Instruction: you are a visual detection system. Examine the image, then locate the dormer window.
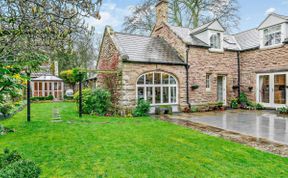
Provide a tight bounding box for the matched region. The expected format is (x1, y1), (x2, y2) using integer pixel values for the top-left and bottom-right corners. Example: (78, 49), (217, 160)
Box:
(264, 25), (281, 46)
(210, 33), (221, 49)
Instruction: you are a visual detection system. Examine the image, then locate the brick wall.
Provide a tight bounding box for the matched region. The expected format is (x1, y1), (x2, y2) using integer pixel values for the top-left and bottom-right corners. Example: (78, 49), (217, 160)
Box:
(240, 44), (288, 101)
(188, 48), (239, 104)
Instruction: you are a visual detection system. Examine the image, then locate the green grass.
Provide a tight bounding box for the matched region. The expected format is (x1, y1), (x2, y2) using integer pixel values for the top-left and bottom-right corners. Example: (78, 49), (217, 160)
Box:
(0, 102), (287, 177)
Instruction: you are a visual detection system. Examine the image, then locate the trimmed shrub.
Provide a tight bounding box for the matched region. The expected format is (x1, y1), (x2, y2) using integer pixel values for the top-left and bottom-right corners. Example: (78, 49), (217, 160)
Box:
(155, 105), (172, 115)
(31, 95), (54, 101)
(278, 106), (288, 114)
(132, 100), (151, 117)
(231, 98), (239, 109)
(74, 88), (112, 116)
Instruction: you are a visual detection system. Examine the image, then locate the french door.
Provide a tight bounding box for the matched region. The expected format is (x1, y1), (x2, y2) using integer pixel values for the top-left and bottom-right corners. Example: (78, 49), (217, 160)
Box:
(257, 72), (288, 108)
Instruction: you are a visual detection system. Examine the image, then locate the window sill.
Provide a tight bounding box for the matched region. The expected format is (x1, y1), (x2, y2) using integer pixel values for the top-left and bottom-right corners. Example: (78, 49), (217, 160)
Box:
(260, 44), (284, 50)
(208, 48), (224, 53)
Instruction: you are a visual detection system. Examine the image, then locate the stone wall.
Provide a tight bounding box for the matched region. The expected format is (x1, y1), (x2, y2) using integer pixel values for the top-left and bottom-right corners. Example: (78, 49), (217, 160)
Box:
(120, 62), (187, 110)
(188, 48), (239, 104)
(240, 44), (288, 101)
(152, 23), (187, 59)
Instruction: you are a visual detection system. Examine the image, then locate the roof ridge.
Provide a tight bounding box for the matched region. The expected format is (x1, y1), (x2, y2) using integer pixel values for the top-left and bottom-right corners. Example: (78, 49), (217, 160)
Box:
(114, 32), (152, 38)
(233, 28), (257, 36)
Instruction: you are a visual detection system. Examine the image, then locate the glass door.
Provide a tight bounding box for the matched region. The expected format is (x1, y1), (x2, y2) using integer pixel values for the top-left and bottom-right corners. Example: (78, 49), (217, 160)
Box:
(257, 73), (288, 107)
(259, 75), (270, 103)
(274, 74), (286, 104)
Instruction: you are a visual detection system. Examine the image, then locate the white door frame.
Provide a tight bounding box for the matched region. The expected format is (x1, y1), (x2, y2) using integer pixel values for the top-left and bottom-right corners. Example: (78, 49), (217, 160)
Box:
(256, 72), (288, 108)
(217, 75), (227, 106)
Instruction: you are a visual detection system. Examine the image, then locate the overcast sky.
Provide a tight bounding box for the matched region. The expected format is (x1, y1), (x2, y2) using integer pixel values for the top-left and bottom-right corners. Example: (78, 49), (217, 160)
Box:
(87, 0), (288, 34)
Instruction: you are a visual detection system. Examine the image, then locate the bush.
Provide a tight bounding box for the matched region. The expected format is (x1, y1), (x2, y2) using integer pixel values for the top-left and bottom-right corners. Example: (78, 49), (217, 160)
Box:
(191, 106), (198, 113)
(231, 98), (239, 109)
(255, 103), (264, 110)
(132, 100), (151, 117)
(0, 103), (14, 116)
(31, 95), (53, 101)
(0, 149), (41, 178)
(239, 92), (249, 107)
(278, 106), (288, 114)
(74, 88), (112, 116)
(0, 160), (41, 178)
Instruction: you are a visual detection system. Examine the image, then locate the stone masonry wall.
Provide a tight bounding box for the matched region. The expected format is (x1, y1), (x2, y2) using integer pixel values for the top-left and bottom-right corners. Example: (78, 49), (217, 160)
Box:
(152, 23), (187, 59)
(120, 62), (187, 110)
(188, 48), (239, 104)
(240, 44), (288, 101)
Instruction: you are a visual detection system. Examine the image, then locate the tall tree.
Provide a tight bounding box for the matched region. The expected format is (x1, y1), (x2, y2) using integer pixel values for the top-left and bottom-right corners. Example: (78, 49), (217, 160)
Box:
(0, 0), (102, 100)
(122, 0), (240, 35)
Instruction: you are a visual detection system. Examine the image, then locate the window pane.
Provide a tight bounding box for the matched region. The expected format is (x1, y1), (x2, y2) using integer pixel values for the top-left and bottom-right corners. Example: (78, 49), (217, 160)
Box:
(170, 76), (176, 84)
(162, 73), (169, 84)
(171, 87), (177, 103)
(34, 82), (38, 90)
(137, 87), (145, 101)
(259, 75), (269, 103)
(146, 73), (153, 84)
(137, 75), (145, 85)
(163, 87), (169, 103)
(58, 82), (61, 90)
(45, 83), (48, 90)
(154, 73), (161, 84)
(206, 74), (211, 89)
(146, 87), (153, 103)
(54, 82), (58, 90)
(155, 87), (161, 104)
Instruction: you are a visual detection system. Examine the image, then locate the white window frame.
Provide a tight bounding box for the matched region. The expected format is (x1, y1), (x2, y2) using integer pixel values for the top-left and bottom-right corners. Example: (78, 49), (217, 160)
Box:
(206, 73), (212, 91)
(136, 72), (178, 106)
(210, 33), (221, 50)
(263, 25), (282, 47)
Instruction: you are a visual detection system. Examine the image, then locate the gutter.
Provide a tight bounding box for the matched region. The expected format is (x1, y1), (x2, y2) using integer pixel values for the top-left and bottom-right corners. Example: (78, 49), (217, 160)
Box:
(122, 59), (186, 66)
(186, 47), (191, 109)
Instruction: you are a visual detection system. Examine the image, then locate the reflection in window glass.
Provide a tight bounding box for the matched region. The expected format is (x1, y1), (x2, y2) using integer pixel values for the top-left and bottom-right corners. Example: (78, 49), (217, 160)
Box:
(171, 87), (177, 103)
(137, 75), (145, 84)
(162, 73), (169, 84)
(137, 87), (144, 101)
(146, 87), (153, 103)
(146, 73), (153, 84)
(170, 76), (176, 84)
(163, 87), (169, 103)
(155, 87), (161, 104)
(137, 72), (178, 105)
(154, 73), (161, 84)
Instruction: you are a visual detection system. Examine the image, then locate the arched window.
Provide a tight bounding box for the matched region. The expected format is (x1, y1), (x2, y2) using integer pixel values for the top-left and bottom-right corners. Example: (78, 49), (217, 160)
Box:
(136, 72), (178, 105)
(210, 33), (221, 49)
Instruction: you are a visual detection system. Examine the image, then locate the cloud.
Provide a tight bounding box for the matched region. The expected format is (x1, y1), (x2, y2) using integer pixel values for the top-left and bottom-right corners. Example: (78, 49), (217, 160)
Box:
(265, 8), (276, 15)
(84, 2), (134, 34)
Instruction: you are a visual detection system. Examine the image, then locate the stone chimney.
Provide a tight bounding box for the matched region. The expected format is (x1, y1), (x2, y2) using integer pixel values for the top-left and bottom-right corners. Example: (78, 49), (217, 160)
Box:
(155, 0), (168, 25)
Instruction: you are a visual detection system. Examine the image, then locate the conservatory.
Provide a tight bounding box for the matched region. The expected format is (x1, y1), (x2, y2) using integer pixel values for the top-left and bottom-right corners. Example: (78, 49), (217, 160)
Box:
(31, 75), (64, 100)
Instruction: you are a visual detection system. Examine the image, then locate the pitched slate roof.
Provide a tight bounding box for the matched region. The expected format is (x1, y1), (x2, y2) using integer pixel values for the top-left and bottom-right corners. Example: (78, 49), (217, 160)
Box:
(168, 25), (209, 47)
(272, 13), (288, 20)
(112, 32), (185, 65)
(234, 28), (260, 50)
(166, 23), (261, 51)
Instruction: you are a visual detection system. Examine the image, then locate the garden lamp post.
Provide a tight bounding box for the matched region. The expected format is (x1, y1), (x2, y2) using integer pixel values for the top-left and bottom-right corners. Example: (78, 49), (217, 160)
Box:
(25, 69), (31, 122)
(79, 80), (82, 118)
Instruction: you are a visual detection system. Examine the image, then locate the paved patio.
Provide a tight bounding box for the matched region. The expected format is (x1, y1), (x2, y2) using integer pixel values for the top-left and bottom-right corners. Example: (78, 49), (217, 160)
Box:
(167, 110), (288, 145)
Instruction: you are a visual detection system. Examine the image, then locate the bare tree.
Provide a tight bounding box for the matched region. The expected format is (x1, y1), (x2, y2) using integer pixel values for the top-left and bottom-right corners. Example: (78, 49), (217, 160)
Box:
(122, 0), (240, 35)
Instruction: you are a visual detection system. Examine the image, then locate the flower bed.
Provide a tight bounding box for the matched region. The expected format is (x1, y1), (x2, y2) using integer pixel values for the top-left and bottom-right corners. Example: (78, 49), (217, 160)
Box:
(0, 100), (27, 120)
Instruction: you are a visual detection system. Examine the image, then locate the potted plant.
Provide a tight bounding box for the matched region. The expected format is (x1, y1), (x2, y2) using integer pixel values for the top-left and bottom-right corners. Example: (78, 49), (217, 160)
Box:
(217, 101), (225, 111)
(191, 84), (199, 90)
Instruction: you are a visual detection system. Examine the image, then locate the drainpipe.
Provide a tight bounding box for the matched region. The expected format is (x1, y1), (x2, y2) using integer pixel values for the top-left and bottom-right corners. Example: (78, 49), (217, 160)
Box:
(186, 47), (191, 109)
(237, 51), (241, 98)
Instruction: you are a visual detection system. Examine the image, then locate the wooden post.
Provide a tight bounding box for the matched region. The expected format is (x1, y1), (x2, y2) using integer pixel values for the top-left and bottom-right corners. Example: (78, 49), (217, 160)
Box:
(79, 81), (82, 118)
(27, 73), (31, 122)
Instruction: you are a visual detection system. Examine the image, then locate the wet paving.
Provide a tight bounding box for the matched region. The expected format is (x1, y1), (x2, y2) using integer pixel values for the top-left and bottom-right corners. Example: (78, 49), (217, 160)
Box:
(178, 110), (288, 145)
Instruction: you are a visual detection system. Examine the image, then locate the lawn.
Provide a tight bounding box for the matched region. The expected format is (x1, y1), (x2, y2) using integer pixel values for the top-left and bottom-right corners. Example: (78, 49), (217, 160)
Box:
(0, 102), (287, 177)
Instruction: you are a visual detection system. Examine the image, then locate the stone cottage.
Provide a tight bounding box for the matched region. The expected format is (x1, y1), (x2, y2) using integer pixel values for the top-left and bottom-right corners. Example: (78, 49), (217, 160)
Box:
(96, 0), (288, 113)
